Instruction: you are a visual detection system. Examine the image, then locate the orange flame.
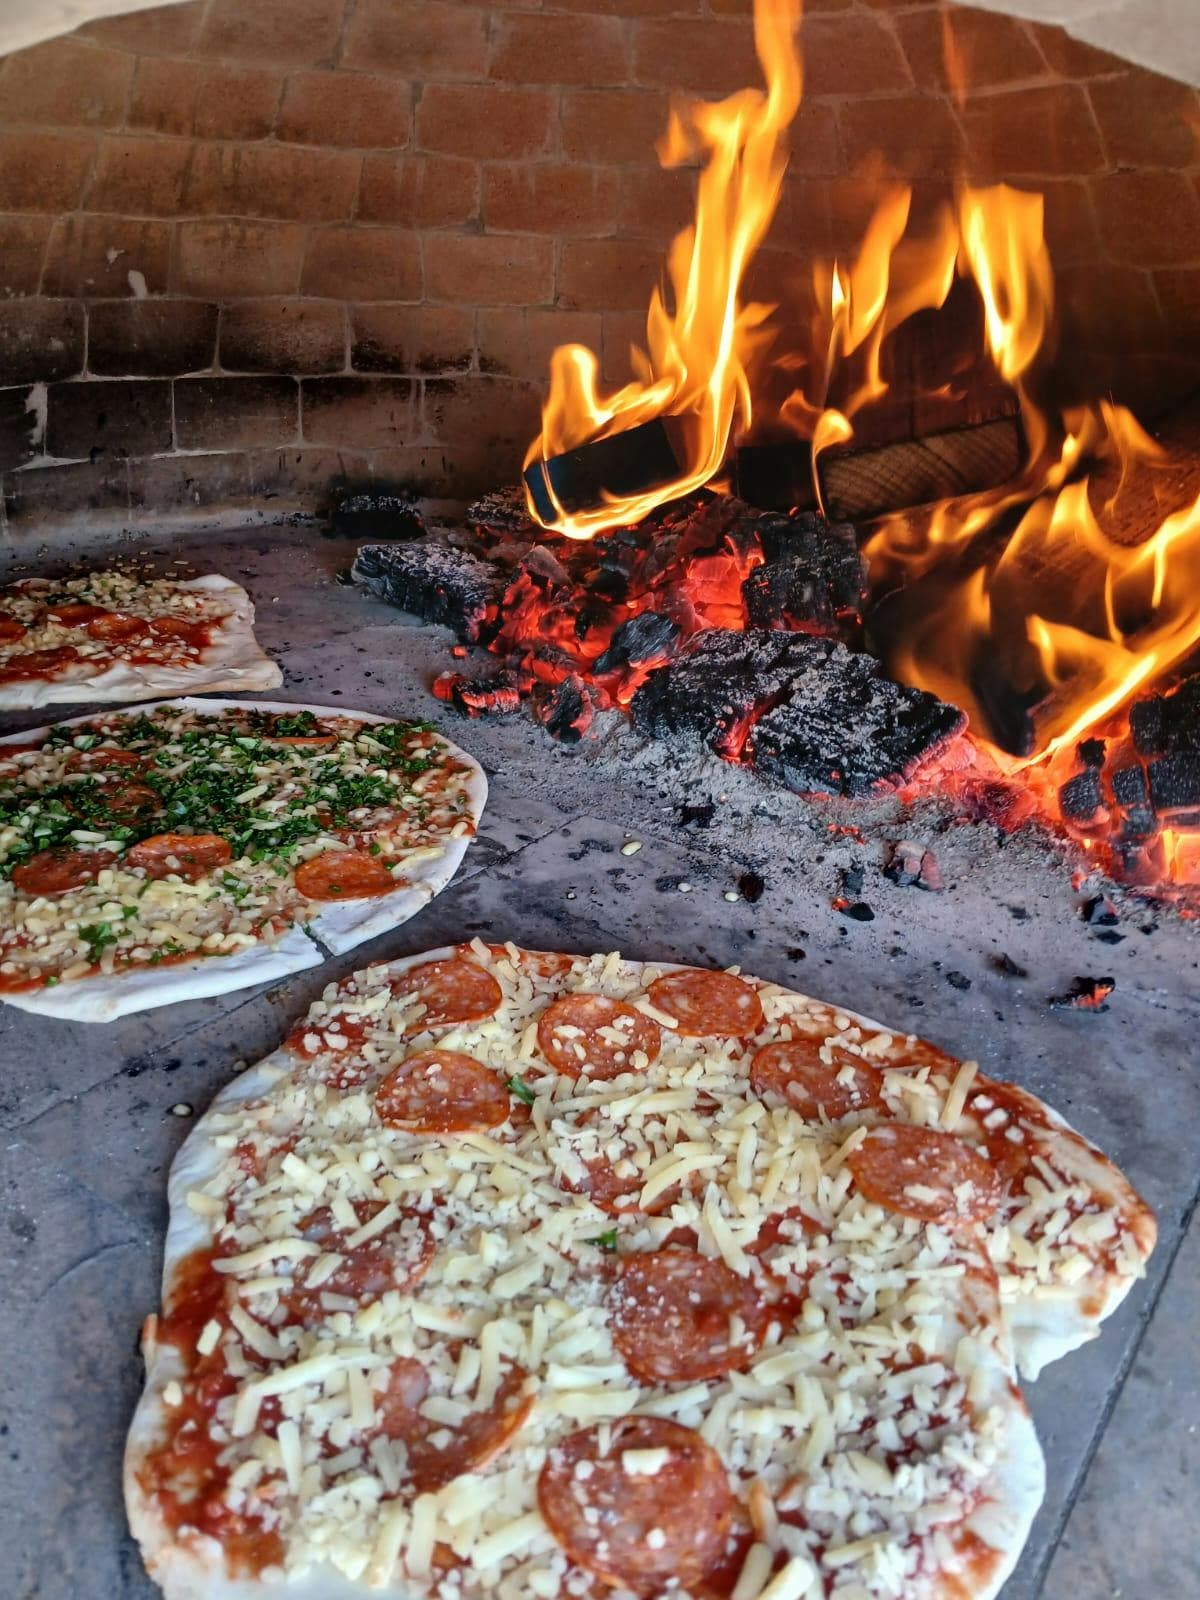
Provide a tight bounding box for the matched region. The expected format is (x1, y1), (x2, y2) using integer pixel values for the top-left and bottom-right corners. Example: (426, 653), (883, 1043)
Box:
(523, 0), (803, 539)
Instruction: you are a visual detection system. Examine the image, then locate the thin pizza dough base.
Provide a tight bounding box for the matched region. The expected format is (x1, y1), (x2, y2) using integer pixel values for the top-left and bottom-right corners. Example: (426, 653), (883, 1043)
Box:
(0, 576), (282, 709)
(125, 946), (1079, 1600)
(0, 703), (487, 1023)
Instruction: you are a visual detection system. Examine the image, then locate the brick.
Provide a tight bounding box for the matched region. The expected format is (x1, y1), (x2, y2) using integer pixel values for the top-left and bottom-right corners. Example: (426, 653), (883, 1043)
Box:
(490, 13), (628, 85)
(478, 307), (602, 381)
(301, 376), (419, 448)
(246, 446), (360, 505)
(962, 84), (1105, 178)
(424, 233), (554, 306)
(197, 0), (346, 66)
(1093, 171), (1200, 267)
(183, 143), (361, 222)
(302, 227), (423, 300)
(558, 239), (661, 311)
(351, 305), (474, 374)
(0, 216), (51, 298)
(1039, 179), (1100, 268)
(43, 216), (172, 297)
(278, 71), (412, 149)
(0, 387), (40, 472)
(562, 90), (671, 165)
(128, 58), (203, 137)
(558, 0), (701, 12)
(1154, 267), (1200, 327)
(129, 450), (251, 513)
(4, 457), (131, 526)
(772, 175), (833, 259)
(0, 301), (85, 385)
(358, 155), (480, 228)
(194, 67), (283, 141)
(633, 19), (761, 93)
(175, 221), (307, 296)
(0, 38), (132, 128)
(46, 379), (173, 460)
(781, 101), (841, 176)
(1088, 72), (1200, 169)
(416, 86), (556, 161)
(343, 0), (488, 77)
(800, 12), (913, 96)
(175, 376), (299, 450)
(894, 9), (1047, 93)
(600, 308), (648, 385)
(485, 165), (620, 237)
(615, 167), (696, 242)
(837, 95), (964, 177)
(87, 136), (192, 216)
(423, 376), (541, 453)
(1057, 262), (1163, 350)
(221, 299), (347, 374)
(88, 301), (218, 378)
(1028, 22), (1124, 79)
(80, 2), (204, 55)
(0, 131), (93, 212)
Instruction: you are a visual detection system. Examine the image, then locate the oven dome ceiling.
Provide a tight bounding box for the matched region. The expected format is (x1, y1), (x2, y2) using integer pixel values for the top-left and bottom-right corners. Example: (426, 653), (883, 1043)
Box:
(1, 0), (1197, 88)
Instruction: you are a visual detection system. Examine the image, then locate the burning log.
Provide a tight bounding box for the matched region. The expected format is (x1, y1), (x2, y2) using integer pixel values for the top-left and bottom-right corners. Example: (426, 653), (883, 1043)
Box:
(523, 417), (684, 523)
(734, 416), (1024, 522)
(745, 640), (966, 797)
(352, 541), (505, 644)
(1147, 753), (1200, 817)
(1130, 675), (1200, 757)
(629, 629), (804, 756)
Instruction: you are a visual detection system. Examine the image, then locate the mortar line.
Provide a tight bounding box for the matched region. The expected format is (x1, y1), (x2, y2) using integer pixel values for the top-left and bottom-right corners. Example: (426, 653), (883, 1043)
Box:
(1030, 1172), (1200, 1597)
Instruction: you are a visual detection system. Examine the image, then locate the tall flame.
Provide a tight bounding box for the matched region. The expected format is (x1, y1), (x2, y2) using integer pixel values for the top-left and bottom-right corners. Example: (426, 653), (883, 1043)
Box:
(523, 0), (803, 539)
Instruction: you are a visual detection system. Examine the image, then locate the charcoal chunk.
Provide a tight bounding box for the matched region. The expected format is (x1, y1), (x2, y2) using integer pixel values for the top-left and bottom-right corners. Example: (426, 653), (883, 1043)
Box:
(467, 484), (537, 537)
(742, 556), (837, 633)
(1110, 765), (1150, 810)
(744, 637), (966, 797)
(630, 629), (801, 754)
(329, 485), (425, 540)
(532, 674), (592, 744)
(754, 513), (864, 616)
(1059, 769), (1105, 824)
(352, 541), (505, 642)
(1147, 752), (1200, 813)
(1130, 674), (1200, 757)
(593, 611), (681, 675)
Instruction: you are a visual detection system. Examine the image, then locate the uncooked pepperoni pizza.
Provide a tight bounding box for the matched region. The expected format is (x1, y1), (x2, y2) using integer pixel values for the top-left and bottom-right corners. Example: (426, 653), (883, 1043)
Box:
(0, 701), (486, 1022)
(0, 568), (282, 708)
(125, 944), (1155, 1600)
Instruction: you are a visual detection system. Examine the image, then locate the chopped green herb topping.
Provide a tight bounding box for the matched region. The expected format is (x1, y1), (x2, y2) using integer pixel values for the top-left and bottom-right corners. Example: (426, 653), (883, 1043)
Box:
(506, 1075), (536, 1106)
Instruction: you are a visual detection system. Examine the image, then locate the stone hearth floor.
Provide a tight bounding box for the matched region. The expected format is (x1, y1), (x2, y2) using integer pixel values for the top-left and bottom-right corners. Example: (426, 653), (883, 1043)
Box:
(1, 522), (1197, 1600)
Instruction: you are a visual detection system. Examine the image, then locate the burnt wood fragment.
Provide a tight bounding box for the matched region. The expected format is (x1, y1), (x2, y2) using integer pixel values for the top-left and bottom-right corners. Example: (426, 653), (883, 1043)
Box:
(629, 629), (801, 754)
(744, 638), (966, 797)
(439, 671), (522, 718)
(352, 541), (505, 643)
(1147, 752), (1200, 813)
(742, 556), (836, 633)
(593, 611), (681, 675)
(754, 513), (865, 617)
(523, 417), (683, 522)
(467, 485), (537, 538)
(532, 674), (592, 744)
(1059, 769), (1106, 824)
(329, 484), (425, 540)
(1130, 674), (1200, 757)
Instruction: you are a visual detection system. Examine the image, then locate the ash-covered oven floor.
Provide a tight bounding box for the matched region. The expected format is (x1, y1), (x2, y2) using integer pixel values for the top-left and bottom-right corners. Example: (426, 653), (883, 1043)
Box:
(1, 522), (1197, 1600)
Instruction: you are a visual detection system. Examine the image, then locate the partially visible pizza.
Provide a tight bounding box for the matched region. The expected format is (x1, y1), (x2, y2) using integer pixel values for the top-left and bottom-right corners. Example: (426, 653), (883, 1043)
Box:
(125, 944), (1155, 1600)
(0, 702), (487, 1021)
(0, 569), (281, 707)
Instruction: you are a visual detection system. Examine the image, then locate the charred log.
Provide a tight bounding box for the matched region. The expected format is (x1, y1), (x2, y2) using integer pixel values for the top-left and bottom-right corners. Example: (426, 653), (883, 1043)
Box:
(352, 541), (505, 643)
(1130, 674), (1200, 757)
(523, 417), (684, 522)
(1059, 769), (1106, 825)
(630, 629), (802, 756)
(593, 611), (681, 675)
(532, 674), (593, 744)
(1147, 753), (1200, 815)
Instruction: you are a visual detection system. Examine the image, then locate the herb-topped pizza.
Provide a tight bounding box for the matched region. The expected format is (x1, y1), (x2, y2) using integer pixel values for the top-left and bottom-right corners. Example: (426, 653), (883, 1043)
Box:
(0, 701), (487, 1021)
(0, 569), (281, 707)
(125, 943), (1155, 1600)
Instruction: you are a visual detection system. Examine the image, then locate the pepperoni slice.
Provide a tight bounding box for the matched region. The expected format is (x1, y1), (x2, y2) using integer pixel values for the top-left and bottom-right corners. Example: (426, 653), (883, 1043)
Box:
(553, 1111), (681, 1216)
(47, 602), (107, 627)
(0, 646), (80, 683)
(610, 1248), (767, 1382)
(377, 1361), (532, 1492)
(473, 943), (578, 980)
(847, 1124), (1002, 1224)
(283, 1013), (371, 1090)
(375, 1050), (509, 1134)
(64, 747), (144, 774)
(0, 616), (26, 642)
(126, 832), (232, 882)
(80, 779), (160, 825)
(293, 849), (395, 901)
(750, 1038), (884, 1121)
(147, 616), (208, 644)
(272, 734), (338, 747)
(539, 1417), (732, 1594)
(538, 994), (662, 1081)
(86, 611), (146, 642)
(11, 846), (117, 896)
(646, 970), (764, 1038)
(390, 957), (503, 1032)
(289, 1201), (434, 1322)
